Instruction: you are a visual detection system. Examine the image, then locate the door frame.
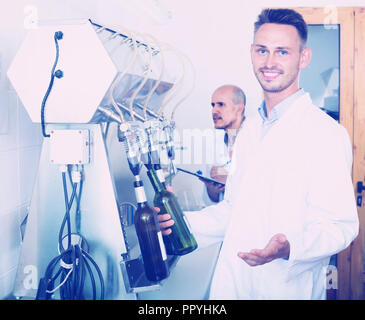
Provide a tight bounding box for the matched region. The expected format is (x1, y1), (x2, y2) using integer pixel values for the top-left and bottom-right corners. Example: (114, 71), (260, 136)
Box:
(289, 6), (357, 299)
(351, 7), (365, 300)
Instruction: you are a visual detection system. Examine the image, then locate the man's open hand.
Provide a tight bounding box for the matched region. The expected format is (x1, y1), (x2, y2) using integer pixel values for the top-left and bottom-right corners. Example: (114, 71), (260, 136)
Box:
(237, 234), (290, 266)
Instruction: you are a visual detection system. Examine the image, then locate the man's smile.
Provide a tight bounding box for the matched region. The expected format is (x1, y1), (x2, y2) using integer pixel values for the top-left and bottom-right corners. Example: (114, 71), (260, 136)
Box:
(260, 68), (283, 81)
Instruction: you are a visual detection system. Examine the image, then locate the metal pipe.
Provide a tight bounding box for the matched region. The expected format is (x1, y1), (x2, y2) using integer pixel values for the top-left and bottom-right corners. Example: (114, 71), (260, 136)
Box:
(89, 19), (159, 55)
(134, 102), (161, 120)
(97, 106), (122, 124)
(116, 103), (146, 122)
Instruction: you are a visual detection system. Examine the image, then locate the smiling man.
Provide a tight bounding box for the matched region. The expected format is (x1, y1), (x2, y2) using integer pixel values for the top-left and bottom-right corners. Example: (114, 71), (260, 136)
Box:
(158, 8), (359, 299)
(251, 12), (311, 114)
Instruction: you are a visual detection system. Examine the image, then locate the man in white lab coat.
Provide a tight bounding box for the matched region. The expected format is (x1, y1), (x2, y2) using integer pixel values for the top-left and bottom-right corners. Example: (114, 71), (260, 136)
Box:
(158, 8), (359, 299)
(201, 84), (246, 204)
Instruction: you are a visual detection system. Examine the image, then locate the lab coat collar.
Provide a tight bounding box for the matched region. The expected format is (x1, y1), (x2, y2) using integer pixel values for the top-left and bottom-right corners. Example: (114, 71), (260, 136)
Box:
(258, 89), (306, 123)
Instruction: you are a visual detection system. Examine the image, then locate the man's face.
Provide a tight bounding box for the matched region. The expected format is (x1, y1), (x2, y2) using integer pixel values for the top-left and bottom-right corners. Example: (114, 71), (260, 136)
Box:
(251, 23), (310, 94)
(211, 88), (242, 130)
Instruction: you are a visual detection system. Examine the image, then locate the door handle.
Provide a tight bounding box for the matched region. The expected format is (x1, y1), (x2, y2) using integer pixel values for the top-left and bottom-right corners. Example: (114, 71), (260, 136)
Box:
(356, 181), (364, 207)
(357, 181), (365, 194)
(357, 195), (363, 207)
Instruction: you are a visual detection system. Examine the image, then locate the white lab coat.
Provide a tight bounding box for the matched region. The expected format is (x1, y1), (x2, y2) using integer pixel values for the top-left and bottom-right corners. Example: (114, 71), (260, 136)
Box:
(185, 93), (359, 299)
(201, 129), (230, 206)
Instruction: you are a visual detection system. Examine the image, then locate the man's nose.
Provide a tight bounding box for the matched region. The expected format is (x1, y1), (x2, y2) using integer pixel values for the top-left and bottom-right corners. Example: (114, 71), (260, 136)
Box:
(264, 52), (276, 69)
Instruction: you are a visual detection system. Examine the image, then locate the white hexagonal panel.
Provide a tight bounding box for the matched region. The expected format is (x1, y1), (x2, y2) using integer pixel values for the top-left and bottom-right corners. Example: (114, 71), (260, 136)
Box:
(7, 20), (118, 123)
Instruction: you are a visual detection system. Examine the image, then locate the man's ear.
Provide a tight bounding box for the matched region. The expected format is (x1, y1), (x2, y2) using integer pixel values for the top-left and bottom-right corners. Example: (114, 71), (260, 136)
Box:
(299, 47), (312, 70)
(237, 103), (245, 117)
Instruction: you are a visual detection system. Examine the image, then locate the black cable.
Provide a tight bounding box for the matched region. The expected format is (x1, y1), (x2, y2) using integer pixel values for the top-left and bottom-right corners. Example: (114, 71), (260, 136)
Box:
(82, 250), (105, 300)
(40, 31), (63, 138)
(70, 245), (77, 299)
(82, 255), (97, 300)
(36, 167), (105, 300)
(67, 169), (83, 233)
(75, 244), (85, 299)
(58, 171), (77, 253)
(75, 177), (83, 233)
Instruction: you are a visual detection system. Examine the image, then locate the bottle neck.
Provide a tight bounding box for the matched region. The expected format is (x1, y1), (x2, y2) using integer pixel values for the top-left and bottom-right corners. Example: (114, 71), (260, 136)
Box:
(147, 168), (165, 193)
(134, 180), (147, 205)
(155, 167), (166, 185)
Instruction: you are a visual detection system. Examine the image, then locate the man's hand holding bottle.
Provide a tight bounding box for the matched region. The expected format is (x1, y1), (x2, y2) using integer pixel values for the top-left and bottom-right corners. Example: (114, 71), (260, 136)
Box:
(156, 185), (174, 235)
(156, 208), (174, 236)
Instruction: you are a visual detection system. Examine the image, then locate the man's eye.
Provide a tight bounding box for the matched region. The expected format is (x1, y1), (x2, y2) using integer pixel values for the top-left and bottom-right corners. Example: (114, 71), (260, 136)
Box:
(279, 50), (288, 56)
(258, 49), (266, 55)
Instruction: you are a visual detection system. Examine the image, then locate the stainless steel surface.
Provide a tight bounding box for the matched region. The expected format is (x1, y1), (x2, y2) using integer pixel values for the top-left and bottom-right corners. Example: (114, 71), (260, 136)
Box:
(13, 124), (134, 300)
(97, 73), (173, 123)
(120, 255), (179, 294)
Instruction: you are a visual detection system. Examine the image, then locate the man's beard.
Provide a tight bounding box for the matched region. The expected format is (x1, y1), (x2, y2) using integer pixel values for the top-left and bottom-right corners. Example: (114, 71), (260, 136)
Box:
(214, 120), (233, 130)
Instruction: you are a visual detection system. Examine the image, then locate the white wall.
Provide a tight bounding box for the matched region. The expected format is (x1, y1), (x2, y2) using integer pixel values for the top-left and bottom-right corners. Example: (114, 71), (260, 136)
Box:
(0, 0), (364, 298)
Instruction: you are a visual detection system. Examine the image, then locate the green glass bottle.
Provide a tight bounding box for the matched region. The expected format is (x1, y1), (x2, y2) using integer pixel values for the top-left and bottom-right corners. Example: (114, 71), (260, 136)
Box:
(133, 179), (170, 282)
(147, 168), (198, 255)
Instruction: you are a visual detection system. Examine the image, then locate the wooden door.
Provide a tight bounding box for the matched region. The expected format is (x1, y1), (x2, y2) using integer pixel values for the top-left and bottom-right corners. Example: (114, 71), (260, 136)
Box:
(291, 7), (365, 299)
(351, 7), (365, 300)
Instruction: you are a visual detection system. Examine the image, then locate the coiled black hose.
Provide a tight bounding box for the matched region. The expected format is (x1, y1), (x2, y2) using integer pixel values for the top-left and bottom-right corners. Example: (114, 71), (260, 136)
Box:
(36, 168), (104, 300)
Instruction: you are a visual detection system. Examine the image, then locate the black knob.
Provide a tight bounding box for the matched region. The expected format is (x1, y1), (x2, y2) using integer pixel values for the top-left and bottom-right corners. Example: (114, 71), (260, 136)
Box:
(54, 70), (63, 79)
(54, 31), (63, 40)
